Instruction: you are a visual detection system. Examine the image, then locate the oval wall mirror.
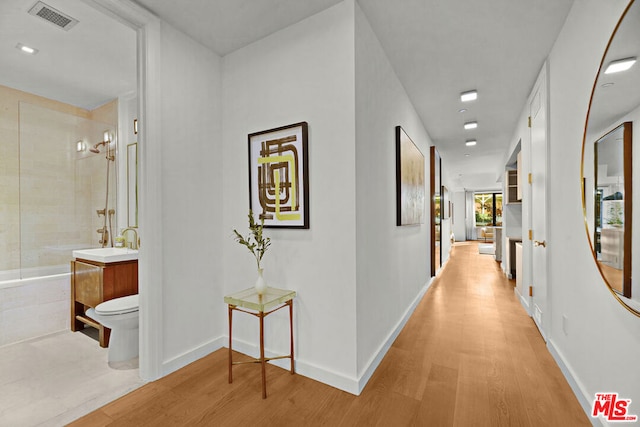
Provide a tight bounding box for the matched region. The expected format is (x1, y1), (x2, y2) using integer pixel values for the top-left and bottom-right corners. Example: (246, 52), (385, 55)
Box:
(582, 0), (640, 316)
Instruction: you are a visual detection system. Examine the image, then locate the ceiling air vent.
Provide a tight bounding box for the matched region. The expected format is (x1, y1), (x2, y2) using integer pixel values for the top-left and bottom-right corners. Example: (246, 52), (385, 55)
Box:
(28, 1), (78, 31)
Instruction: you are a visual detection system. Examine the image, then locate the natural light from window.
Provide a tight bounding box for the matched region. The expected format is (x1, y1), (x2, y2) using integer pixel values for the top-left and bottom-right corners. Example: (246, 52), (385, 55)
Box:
(474, 192), (503, 226)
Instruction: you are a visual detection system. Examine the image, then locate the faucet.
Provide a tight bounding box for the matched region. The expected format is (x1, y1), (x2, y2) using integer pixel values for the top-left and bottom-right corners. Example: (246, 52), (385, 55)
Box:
(122, 227), (139, 250)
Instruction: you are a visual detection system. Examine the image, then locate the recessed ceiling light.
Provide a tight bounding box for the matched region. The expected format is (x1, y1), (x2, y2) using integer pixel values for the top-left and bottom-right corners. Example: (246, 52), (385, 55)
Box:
(465, 140), (477, 146)
(460, 90), (478, 102)
(464, 121), (478, 130)
(604, 57), (636, 74)
(601, 82), (615, 88)
(16, 43), (38, 55)
(464, 153), (471, 157)
(458, 108), (467, 113)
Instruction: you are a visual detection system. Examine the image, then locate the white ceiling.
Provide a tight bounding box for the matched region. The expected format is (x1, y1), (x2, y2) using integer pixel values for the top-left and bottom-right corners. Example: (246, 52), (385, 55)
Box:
(134, 0), (346, 56)
(1, 0), (586, 191)
(356, 0), (575, 190)
(0, 0), (136, 110)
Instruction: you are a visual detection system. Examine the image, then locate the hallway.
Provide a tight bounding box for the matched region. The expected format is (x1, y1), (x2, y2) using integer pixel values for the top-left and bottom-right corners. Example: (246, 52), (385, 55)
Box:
(71, 242), (590, 426)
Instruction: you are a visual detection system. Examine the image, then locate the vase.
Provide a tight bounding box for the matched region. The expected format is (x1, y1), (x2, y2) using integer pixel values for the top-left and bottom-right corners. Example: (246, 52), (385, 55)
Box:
(255, 268), (267, 295)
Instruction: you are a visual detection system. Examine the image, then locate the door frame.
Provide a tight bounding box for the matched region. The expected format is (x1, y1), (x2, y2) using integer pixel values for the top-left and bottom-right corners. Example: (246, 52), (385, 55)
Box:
(87, 0), (164, 381)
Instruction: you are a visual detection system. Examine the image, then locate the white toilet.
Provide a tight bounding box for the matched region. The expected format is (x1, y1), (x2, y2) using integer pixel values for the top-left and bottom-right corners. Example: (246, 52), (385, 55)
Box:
(87, 294), (139, 368)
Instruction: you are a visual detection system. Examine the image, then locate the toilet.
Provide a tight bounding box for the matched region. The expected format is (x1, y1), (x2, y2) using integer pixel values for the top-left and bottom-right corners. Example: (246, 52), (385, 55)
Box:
(87, 294), (139, 368)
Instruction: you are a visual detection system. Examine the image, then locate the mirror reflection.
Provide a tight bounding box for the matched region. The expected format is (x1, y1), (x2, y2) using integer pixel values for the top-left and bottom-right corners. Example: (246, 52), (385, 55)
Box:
(582, 0), (640, 314)
(593, 123), (631, 296)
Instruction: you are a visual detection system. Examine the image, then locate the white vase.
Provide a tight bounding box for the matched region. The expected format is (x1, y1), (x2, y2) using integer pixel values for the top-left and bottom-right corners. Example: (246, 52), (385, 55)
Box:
(255, 268), (267, 295)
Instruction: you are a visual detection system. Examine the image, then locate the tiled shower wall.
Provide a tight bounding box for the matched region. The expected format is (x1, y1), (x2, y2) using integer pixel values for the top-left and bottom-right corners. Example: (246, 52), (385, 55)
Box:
(0, 85), (117, 275)
(0, 85), (117, 347)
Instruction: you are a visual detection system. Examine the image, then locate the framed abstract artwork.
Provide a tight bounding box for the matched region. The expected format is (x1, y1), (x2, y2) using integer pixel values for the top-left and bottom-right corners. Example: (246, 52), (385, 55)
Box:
(248, 122), (309, 228)
(430, 146), (442, 276)
(395, 126), (425, 226)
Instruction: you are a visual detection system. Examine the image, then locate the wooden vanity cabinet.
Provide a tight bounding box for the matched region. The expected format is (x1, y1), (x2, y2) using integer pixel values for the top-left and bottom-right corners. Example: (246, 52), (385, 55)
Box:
(70, 259), (138, 347)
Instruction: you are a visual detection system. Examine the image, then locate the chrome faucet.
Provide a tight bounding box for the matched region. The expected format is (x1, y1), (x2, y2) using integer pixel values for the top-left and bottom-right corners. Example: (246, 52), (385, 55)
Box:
(122, 227), (139, 250)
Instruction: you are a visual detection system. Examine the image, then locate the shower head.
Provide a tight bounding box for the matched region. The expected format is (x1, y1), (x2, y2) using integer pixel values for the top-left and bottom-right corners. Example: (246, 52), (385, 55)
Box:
(90, 141), (106, 153)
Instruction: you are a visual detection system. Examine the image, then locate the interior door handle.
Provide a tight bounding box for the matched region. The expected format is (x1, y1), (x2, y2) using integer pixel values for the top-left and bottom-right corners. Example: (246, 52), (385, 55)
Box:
(534, 240), (547, 248)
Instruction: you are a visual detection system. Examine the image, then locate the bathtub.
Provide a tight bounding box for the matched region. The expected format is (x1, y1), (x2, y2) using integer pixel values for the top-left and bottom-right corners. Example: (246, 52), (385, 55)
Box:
(0, 265), (71, 347)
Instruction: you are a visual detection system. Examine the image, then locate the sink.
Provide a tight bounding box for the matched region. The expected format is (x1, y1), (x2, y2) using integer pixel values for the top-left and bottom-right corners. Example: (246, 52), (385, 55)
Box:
(73, 247), (139, 263)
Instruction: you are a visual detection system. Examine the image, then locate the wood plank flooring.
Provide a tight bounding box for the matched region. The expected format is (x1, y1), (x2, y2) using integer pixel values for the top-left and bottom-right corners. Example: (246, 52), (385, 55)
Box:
(69, 242), (590, 426)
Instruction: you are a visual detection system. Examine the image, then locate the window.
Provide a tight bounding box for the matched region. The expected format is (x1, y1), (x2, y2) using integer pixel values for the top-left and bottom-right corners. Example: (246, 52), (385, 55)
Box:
(474, 193), (502, 226)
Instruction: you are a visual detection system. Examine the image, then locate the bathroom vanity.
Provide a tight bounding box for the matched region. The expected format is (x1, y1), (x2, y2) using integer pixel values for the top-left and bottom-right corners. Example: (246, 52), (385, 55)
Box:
(70, 248), (138, 347)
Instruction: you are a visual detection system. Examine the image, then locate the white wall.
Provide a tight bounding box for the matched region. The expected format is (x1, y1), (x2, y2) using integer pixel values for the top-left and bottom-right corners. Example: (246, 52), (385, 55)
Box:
(222, 1), (359, 391)
(137, 0), (435, 394)
(157, 22), (224, 371)
(354, 2), (432, 384)
(544, 0), (640, 419)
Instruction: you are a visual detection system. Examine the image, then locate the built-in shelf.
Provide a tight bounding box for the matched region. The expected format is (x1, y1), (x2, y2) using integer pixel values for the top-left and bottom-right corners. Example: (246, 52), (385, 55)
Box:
(505, 169), (521, 204)
(505, 150), (523, 205)
(516, 151), (523, 200)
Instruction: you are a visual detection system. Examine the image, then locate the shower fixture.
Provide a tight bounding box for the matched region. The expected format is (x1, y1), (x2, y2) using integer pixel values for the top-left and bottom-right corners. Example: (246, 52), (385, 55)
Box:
(94, 130), (115, 247)
(89, 131), (114, 161)
(89, 141), (106, 153)
(90, 130), (112, 153)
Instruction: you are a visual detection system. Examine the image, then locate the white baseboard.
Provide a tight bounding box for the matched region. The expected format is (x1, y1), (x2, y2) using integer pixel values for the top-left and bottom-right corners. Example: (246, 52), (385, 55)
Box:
(355, 278), (433, 394)
(227, 278), (433, 396)
(547, 339), (601, 427)
(164, 281), (432, 397)
(162, 336), (225, 377)
(228, 336), (360, 394)
(514, 287), (530, 314)
(501, 263), (512, 279)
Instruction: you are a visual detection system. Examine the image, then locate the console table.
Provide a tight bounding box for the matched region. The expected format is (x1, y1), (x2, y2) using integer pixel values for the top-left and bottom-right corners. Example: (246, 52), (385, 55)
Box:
(224, 286), (296, 399)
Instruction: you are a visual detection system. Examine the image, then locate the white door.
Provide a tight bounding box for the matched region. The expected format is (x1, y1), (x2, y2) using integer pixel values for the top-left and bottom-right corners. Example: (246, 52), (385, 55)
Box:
(529, 65), (549, 339)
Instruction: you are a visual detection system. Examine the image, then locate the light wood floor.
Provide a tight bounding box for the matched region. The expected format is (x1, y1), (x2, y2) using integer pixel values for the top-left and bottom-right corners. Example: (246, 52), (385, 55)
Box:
(70, 242), (589, 426)
(598, 261), (623, 293)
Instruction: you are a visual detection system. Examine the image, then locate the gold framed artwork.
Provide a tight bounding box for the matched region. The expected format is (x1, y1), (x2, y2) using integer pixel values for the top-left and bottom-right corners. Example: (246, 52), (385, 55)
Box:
(395, 126), (425, 226)
(248, 122), (309, 229)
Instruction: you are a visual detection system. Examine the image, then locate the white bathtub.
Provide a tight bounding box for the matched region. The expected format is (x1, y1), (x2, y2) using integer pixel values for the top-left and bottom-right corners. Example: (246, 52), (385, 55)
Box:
(0, 266), (71, 347)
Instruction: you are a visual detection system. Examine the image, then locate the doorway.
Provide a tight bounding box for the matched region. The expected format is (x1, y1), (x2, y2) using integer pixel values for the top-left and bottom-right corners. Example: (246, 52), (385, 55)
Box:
(528, 63), (550, 339)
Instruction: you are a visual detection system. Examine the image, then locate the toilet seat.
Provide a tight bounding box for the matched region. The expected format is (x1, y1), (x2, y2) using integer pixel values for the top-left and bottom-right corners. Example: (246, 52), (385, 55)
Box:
(95, 294), (139, 316)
